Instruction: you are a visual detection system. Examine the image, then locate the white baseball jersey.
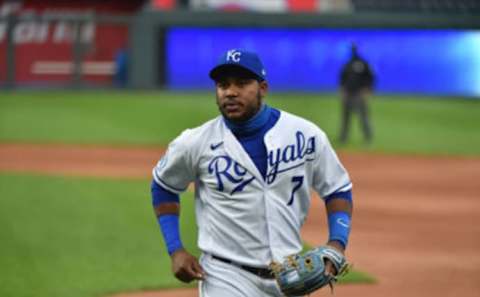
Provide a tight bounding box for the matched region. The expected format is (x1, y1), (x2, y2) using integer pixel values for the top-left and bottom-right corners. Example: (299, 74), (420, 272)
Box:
(153, 110), (352, 267)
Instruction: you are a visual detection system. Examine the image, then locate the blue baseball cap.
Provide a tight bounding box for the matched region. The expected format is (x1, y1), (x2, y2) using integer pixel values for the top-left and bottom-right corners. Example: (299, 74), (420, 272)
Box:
(209, 49), (267, 81)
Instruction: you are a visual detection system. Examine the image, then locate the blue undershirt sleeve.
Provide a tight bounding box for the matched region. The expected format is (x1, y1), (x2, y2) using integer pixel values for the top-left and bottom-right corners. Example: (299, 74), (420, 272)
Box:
(151, 179), (180, 206)
(324, 189), (352, 204)
(151, 180), (183, 255)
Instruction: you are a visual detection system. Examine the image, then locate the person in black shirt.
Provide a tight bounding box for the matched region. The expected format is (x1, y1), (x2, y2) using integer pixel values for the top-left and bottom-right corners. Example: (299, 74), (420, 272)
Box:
(339, 43), (375, 144)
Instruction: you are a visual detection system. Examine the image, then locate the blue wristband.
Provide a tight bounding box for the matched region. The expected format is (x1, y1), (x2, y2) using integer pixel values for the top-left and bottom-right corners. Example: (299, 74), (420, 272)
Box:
(328, 211), (351, 249)
(151, 180), (183, 255)
(158, 214), (183, 255)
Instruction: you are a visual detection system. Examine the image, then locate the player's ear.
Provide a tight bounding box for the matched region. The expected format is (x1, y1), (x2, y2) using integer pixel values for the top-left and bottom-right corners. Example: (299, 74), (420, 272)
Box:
(259, 80), (268, 97)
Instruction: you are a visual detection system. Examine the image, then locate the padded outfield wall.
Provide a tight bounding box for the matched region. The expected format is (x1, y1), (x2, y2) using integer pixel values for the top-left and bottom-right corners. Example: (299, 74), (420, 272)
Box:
(129, 10), (480, 97)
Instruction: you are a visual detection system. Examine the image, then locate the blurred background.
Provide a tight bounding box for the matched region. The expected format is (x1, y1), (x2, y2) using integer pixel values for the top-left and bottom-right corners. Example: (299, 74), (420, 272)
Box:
(1, 0), (479, 96)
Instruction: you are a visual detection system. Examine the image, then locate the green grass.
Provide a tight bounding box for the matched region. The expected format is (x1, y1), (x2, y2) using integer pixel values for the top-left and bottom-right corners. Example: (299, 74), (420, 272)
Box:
(0, 91), (479, 155)
(0, 173), (374, 297)
(0, 91), (218, 145)
(0, 174), (199, 297)
(339, 269), (376, 284)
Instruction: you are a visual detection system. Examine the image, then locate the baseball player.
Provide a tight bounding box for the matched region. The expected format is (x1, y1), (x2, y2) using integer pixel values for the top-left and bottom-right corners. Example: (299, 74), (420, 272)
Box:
(151, 49), (353, 296)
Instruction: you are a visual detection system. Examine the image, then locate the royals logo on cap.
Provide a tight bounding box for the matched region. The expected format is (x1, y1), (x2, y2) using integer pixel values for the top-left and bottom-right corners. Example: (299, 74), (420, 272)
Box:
(209, 49), (267, 81)
(226, 49), (242, 63)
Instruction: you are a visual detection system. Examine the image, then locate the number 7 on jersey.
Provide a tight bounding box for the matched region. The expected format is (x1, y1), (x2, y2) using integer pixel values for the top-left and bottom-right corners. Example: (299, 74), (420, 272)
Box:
(288, 175), (304, 205)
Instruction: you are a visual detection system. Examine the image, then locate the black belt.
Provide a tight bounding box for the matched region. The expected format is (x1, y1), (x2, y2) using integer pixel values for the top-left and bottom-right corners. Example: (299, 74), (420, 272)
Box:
(212, 255), (274, 279)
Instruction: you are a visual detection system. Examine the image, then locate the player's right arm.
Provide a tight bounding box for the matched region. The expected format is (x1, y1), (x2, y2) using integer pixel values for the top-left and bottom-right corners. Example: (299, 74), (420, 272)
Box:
(151, 180), (205, 282)
(151, 130), (204, 282)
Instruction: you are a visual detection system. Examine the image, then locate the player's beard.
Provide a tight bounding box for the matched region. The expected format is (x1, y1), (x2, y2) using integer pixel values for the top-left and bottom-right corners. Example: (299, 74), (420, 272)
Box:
(217, 90), (262, 123)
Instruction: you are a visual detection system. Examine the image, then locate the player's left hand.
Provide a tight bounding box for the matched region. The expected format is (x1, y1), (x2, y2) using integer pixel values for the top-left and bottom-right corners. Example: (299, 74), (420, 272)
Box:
(325, 241), (345, 276)
(324, 259), (337, 276)
(271, 244), (349, 296)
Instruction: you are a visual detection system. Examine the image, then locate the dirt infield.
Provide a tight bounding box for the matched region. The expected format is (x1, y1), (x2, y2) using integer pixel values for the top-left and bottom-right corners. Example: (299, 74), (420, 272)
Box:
(1, 143), (479, 297)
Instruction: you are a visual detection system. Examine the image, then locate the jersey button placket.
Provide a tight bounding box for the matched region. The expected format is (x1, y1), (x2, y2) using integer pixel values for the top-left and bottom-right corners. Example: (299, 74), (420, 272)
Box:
(263, 136), (275, 263)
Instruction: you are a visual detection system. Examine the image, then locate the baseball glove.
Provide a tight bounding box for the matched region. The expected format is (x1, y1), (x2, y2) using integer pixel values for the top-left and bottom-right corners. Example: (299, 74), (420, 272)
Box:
(270, 246), (350, 296)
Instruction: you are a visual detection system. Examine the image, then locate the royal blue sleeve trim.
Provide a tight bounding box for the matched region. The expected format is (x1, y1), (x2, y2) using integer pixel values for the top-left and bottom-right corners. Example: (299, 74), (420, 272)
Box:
(151, 180), (180, 206)
(328, 211), (351, 249)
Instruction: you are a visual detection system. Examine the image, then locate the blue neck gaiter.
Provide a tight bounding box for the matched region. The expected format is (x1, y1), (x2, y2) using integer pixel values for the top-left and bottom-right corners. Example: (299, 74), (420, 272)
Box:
(223, 104), (270, 137)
